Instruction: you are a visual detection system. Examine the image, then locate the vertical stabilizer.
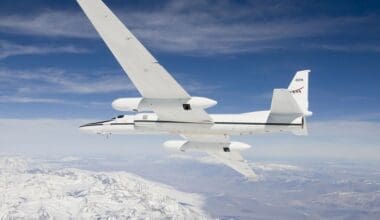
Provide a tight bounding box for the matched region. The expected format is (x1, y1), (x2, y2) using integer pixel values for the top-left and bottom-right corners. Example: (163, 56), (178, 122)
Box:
(270, 89), (303, 115)
(269, 70), (311, 136)
(288, 70), (310, 114)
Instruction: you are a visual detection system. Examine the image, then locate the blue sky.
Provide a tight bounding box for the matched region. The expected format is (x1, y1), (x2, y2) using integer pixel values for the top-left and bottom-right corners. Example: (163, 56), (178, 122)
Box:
(0, 0), (379, 160)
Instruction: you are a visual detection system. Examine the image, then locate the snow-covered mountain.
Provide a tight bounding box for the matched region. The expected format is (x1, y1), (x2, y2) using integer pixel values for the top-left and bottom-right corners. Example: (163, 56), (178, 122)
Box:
(0, 157), (208, 219)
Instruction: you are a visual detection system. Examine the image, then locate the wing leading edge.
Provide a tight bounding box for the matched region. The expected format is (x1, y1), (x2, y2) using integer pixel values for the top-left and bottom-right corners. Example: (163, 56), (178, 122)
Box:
(77, 0), (189, 99)
(77, 0), (212, 122)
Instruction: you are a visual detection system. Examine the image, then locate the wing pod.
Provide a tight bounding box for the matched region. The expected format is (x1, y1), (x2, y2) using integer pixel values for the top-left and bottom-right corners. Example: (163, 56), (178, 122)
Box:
(228, 142), (251, 151)
(163, 140), (187, 152)
(187, 97), (217, 109)
(112, 97), (217, 112)
(112, 97), (149, 112)
(163, 140), (250, 153)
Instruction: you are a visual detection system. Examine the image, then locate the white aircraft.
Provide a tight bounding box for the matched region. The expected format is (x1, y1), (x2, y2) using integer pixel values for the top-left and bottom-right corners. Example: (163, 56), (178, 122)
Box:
(77, 0), (312, 181)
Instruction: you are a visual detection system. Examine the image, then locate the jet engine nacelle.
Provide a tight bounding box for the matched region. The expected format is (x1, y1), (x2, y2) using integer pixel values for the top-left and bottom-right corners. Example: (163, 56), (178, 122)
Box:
(112, 97), (217, 112)
(163, 140), (251, 153)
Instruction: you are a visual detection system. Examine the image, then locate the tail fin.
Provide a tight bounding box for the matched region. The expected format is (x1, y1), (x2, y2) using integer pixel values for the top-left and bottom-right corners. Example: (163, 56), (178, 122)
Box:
(269, 70), (311, 136)
(288, 70), (310, 115)
(270, 89), (303, 115)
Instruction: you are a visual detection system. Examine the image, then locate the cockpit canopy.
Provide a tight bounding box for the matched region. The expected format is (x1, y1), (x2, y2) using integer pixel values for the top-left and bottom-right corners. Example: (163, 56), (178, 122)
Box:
(112, 115), (125, 120)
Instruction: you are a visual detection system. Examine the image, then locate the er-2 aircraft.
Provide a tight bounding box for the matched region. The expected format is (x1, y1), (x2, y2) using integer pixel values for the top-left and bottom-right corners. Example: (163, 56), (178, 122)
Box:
(77, 0), (312, 180)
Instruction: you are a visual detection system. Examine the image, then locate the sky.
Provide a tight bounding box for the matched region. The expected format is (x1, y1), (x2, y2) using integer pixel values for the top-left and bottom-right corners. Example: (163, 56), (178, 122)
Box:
(0, 0), (379, 160)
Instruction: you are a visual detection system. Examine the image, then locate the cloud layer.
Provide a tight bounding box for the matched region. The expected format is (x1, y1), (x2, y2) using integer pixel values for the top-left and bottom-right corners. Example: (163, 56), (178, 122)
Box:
(0, 1), (378, 55)
(0, 68), (135, 104)
(0, 41), (89, 60)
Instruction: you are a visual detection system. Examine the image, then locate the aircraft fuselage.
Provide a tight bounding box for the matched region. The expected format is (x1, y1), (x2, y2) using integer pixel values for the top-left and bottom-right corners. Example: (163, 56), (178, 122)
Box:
(80, 110), (304, 136)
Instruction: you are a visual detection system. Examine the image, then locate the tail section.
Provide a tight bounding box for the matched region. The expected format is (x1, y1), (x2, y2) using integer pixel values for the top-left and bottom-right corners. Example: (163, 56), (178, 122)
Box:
(269, 70), (312, 136)
(270, 89), (303, 115)
(294, 117), (308, 136)
(288, 70), (310, 115)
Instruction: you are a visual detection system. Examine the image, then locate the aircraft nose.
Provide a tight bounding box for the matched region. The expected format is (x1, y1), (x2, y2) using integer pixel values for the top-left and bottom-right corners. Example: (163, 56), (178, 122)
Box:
(79, 122), (103, 133)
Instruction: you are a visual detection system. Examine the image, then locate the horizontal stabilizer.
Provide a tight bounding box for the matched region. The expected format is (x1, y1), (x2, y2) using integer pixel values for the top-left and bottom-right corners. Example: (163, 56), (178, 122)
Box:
(270, 89), (303, 115)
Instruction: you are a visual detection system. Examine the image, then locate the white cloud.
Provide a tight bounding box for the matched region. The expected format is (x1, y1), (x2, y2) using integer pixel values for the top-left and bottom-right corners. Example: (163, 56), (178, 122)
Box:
(0, 1), (376, 55)
(306, 43), (380, 53)
(118, 5), (374, 55)
(0, 41), (89, 60)
(234, 119), (380, 161)
(0, 118), (169, 157)
(0, 11), (96, 38)
(0, 68), (135, 95)
(309, 120), (380, 138)
(0, 68), (219, 105)
(0, 96), (64, 104)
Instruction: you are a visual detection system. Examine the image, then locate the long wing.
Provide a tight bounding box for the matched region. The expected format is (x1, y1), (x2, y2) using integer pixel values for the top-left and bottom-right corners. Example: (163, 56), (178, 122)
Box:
(77, 0), (188, 99)
(182, 134), (258, 181)
(77, 0), (212, 122)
